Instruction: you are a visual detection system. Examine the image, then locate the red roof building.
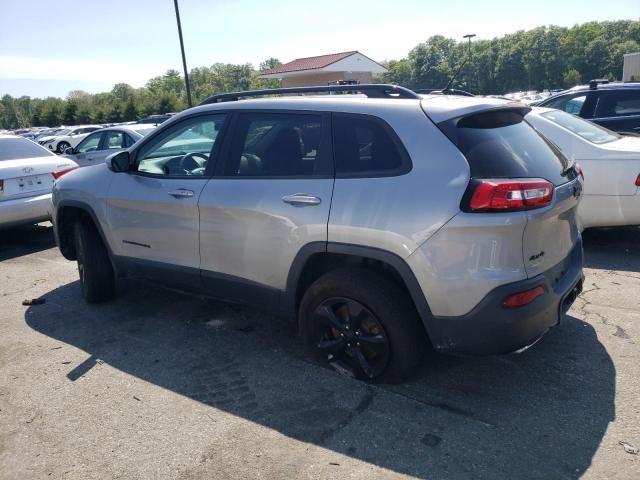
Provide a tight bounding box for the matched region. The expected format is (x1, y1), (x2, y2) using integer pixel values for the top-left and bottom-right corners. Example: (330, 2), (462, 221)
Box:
(259, 51), (387, 88)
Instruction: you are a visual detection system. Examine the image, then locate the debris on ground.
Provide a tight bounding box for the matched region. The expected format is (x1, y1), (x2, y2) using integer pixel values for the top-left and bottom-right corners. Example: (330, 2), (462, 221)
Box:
(22, 298), (46, 306)
(619, 441), (639, 455)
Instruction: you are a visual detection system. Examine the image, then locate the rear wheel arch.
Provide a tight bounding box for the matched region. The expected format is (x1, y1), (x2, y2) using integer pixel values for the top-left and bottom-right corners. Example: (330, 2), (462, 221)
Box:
(287, 242), (435, 345)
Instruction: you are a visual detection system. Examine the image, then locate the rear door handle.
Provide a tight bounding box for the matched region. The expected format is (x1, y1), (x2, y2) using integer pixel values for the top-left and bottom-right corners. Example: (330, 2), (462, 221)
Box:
(282, 193), (321, 206)
(168, 188), (195, 198)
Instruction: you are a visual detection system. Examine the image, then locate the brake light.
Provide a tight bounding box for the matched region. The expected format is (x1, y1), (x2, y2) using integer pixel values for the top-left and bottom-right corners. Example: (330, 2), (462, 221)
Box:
(576, 163), (584, 181)
(503, 286), (545, 308)
(51, 167), (78, 180)
(468, 179), (553, 211)
(635, 174), (640, 187)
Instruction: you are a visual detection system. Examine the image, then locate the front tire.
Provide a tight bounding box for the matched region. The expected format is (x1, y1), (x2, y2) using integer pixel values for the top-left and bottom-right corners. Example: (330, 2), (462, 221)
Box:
(74, 220), (115, 303)
(299, 268), (426, 383)
(57, 141), (70, 154)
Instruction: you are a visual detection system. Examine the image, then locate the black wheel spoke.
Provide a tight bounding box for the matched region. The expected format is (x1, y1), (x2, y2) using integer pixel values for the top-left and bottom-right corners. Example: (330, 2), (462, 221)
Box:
(317, 336), (346, 354)
(354, 347), (376, 379)
(318, 305), (345, 331)
(358, 334), (387, 353)
(351, 305), (369, 329)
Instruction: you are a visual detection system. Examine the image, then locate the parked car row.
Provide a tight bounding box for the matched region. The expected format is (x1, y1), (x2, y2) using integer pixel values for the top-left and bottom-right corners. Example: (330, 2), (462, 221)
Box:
(4, 82), (640, 382)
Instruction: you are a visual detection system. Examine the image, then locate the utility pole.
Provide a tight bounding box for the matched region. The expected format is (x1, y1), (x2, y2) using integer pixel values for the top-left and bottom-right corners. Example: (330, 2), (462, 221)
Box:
(174, 0), (193, 108)
(463, 33), (476, 91)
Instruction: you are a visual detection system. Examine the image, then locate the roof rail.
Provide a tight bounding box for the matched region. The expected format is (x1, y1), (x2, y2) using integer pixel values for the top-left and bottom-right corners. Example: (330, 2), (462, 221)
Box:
(589, 78), (610, 89)
(199, 84), (420, 105)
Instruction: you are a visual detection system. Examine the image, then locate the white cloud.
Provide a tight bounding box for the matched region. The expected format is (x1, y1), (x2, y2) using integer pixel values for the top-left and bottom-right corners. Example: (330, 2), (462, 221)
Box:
(0, 55), (174, 87)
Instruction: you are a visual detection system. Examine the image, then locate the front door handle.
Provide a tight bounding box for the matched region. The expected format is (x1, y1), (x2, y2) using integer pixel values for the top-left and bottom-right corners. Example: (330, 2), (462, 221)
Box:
(282, 193), (321, 206)
(168, 188), (195, 199)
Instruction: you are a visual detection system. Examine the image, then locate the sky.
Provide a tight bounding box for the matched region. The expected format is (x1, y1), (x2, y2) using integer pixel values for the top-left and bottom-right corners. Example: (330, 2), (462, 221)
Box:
(1, 0), (639, 98)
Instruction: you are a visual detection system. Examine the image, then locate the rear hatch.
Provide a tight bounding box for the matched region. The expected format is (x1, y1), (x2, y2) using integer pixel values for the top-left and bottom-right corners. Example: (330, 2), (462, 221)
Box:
(425, 99), (582, 278)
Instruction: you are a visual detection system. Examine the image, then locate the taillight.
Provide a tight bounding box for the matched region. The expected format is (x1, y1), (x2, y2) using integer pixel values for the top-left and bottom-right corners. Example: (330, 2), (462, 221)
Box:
(635, 174), (640, 187)
(0, 179), (3, 192)
(51, 167), (78, 180)
(575, 163), (584, 181)
(503, 286), (545, 308)
(468, 179), (553, 212)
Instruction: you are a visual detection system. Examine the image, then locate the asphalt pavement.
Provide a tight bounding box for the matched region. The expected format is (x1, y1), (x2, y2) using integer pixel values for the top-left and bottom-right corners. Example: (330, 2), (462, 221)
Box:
(0, 224), (638, 479)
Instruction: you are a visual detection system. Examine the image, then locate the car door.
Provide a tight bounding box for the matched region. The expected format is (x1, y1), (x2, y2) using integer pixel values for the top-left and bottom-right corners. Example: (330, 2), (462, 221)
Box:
(71, 132), (105, 167)
(96, 130), (131, 164)
(106, 113), (228, 286)
(592, 90), (640, 133)
(198, 111), (333, 305)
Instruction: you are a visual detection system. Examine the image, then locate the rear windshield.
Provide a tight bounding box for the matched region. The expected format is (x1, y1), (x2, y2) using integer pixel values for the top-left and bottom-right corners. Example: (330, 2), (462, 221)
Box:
(439, 109), (571, 185)
(0, 137), (55, 161)
(540, 110), (620, 144)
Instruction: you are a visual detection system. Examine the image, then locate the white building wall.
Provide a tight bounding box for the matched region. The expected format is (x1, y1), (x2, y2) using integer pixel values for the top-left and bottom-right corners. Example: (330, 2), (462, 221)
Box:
(622, 52), (640, 82)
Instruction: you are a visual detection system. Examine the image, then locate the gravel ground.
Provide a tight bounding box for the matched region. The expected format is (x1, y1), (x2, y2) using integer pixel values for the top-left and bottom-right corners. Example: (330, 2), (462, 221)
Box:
(0, 224), (638, 480)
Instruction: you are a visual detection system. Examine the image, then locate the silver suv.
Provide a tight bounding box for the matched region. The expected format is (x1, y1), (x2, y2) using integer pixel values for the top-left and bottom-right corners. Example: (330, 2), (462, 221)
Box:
(52, 85), (584, 383)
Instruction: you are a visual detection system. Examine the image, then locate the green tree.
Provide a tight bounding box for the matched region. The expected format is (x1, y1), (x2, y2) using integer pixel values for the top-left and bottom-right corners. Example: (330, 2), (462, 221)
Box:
(563, 69), (582, 88)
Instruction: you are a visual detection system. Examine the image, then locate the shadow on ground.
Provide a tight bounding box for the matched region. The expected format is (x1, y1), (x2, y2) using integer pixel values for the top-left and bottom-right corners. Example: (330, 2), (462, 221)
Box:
(583, 226), (640, 273)
(26, 277), (615, 479)
(0, 223), (55, 261)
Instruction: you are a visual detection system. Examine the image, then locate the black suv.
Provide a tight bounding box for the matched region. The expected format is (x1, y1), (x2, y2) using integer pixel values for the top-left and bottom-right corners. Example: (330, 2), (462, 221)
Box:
(536, 81), (640, 134)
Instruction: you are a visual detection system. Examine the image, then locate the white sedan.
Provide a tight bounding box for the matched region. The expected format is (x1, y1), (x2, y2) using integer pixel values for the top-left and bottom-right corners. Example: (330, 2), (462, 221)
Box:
(0, 135), (78, 229)
(38, 125), (103, 154)
(527, 108), (640, 229)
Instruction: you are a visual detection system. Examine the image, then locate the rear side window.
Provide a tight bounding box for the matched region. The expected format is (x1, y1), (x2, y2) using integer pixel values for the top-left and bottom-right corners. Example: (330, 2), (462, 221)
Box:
(594, 90), (640, 118)
(223, 112), (330, 177)
(440, 109), (571, 186)
(0, 137), (55, 160)
(332, 114), (411, 177)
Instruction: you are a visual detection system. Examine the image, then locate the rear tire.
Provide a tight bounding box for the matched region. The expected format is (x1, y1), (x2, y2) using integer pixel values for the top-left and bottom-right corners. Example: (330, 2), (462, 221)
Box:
(299, 268), (425, 383)
(74, 220), (115, 303)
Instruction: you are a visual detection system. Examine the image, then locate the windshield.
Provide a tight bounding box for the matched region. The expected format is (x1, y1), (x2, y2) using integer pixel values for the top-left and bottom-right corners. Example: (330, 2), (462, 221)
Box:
(540, 110), (620, 144)
(55, 128), (71, 136)
(0, 137), (55, 160)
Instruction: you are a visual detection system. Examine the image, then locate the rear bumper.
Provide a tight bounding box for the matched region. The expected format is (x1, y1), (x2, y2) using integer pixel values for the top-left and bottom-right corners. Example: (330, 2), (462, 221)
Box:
(429, 237), (584, 355)
(0, 193), (52, 229)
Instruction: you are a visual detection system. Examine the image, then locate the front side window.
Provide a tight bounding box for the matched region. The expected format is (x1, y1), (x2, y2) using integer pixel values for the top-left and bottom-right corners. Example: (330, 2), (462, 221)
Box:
(136, 114), (226, 177)
(332, 113), (410, 177)
(76, 133), (103, 153)
(545, 94), (587, 115)
(595, 90), (640, 118)
(540, 110), (620, 144)
(223, 112), (327, 177)
(104, 131), (126, 150)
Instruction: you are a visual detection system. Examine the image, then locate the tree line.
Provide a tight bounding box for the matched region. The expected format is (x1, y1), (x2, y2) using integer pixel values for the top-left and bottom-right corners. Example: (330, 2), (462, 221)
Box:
(1, 20), (638, 129)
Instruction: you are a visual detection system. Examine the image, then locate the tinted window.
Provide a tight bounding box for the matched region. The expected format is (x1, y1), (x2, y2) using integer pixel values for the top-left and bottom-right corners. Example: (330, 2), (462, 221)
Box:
(137, 114), (226, 177)
(0, 137), (55, 160)
(76, 133), (103, 153)
(332, 114), (410, 177)
(595, 90), (640, 117)
(544, 94), (587, 115)
(440, 109), (571, 186)
(223, 113), (327, 177)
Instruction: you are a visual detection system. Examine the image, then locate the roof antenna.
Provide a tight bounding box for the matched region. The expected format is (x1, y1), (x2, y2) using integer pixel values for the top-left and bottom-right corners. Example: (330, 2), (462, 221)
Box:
(443, 33), (476, 94)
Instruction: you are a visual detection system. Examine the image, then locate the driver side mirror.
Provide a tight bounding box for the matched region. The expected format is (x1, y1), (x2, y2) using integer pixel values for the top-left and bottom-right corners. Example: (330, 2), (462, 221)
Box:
(64, 146), (76, 155)
(106, 151), (131, 172)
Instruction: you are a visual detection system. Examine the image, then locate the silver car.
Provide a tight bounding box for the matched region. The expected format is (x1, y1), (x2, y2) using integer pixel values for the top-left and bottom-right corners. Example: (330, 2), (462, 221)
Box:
(51, 85), (584, 383)
(62, 124), (157, 167)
